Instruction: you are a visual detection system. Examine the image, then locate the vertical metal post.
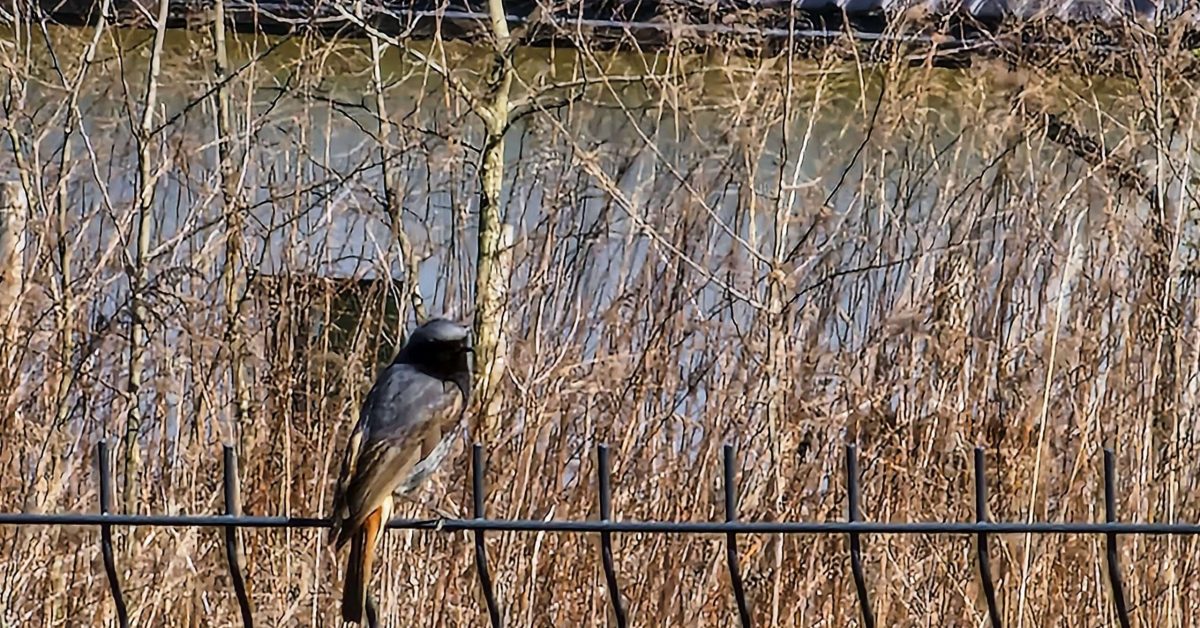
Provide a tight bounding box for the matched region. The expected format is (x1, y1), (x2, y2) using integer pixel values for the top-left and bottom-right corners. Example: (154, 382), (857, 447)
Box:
(1103, 449), (1132, 628)
(723, 444), (752, 627)
(596, 444), (628, 628)
(222, 445), (253, 627)
(472, 444), (502, 628)
(365, 595), (380, 628)
(845, 444), (875, 628)
(973, 448), (1002, 628)
(97, 440), (130, 628)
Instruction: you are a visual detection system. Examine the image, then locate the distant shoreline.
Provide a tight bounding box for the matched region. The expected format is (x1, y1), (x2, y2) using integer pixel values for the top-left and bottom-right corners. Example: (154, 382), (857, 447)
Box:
(16, 1), (1195, 74)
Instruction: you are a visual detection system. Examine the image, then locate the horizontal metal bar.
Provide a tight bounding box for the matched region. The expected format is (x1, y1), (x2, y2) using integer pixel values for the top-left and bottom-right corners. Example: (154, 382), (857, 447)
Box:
(9, 513), (1200, 535)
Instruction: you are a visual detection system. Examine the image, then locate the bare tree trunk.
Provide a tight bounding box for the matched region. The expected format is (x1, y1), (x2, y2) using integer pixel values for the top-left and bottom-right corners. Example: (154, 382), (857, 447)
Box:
(330, 2), (511, 395)
(0, 179), (36, 510)
(0, 8), (47, 529)
(211, 0), (253, 448)
(0, 30), (34, 389)
(763, 48), (829, 623)
(0, 181), (27, 373)
(43, 0), (112, 492)
(123, 0), (170, 514)
(360, 5), (428, 330)
(472, 0), (515, 434)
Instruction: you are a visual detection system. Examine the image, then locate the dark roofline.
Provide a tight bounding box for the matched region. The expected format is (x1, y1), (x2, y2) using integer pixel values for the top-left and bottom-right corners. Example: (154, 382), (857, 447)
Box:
(19, 1), (1200, 74)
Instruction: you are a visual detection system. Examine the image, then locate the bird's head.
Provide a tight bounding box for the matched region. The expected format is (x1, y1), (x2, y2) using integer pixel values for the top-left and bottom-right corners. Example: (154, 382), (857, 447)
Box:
(396, 318), (473, 401)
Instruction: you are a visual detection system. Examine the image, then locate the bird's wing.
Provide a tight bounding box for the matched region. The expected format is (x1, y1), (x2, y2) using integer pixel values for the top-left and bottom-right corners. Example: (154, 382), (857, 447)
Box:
(330, 393), (371, 542)
(332, 363), (464, 547)
(330, 362), (405, 534)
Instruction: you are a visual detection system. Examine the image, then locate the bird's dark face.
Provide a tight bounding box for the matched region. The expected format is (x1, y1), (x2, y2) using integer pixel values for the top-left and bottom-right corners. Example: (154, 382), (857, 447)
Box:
(396, 319), (473, 401)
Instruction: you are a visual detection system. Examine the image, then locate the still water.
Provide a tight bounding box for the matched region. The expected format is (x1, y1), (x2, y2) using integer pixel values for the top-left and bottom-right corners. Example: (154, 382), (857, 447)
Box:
(1, 26), (1160, 447)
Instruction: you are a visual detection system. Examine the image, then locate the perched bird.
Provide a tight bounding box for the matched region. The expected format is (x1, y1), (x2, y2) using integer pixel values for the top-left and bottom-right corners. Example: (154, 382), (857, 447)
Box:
(329, 318), (473, 623)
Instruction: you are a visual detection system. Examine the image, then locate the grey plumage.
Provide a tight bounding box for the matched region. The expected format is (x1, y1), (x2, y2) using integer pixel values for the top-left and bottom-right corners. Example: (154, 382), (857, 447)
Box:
(329, 318), (473, 623)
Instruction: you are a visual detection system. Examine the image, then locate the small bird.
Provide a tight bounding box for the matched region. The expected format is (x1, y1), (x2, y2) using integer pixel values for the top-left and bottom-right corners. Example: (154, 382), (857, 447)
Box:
(329, 318), (473, 623)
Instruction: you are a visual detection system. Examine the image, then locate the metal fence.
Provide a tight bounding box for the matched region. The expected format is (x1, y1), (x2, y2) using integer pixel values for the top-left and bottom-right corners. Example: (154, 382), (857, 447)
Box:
(3, 440), (1186, 628)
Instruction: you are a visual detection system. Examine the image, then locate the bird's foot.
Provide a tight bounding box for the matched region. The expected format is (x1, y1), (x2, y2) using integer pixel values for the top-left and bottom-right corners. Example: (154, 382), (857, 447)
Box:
(427, 504), (458, 532)
(429, 504), (458, 520)
(398, 493), (459, 526)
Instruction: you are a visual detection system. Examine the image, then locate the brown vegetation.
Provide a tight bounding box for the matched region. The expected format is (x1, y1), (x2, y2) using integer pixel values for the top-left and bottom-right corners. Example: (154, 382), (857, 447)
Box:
(3, 4), (1200, 627)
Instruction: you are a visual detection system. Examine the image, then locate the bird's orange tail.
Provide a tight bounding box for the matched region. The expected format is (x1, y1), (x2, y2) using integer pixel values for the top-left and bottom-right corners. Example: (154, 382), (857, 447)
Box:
(341, 508), (383, 624)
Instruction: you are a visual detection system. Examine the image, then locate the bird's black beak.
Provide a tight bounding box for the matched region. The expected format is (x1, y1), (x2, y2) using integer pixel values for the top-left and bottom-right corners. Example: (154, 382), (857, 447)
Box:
(455, 340), (473, 401)
(452, 371), (472, 403)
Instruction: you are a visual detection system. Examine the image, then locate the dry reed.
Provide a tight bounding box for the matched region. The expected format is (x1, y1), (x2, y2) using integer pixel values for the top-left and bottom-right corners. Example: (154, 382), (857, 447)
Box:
(2, 6), (1200, 628)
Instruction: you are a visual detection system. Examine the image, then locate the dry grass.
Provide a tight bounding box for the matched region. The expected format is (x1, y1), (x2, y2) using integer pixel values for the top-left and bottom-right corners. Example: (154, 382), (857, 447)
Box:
(3, 8), (1200, 628)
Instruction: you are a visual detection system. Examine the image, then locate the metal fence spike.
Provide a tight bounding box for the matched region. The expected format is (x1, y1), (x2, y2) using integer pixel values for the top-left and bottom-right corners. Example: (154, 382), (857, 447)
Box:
(846, 444), (875, 628)
(1103, 449), (1132, 628)
(472, 444), (502, 628)
(97, 440), (130, 628)
(596, 444), (628, 628)
(973, 448), (1002, 628)
(222, 445), (254, 627)
(723, 444), (752, 628)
